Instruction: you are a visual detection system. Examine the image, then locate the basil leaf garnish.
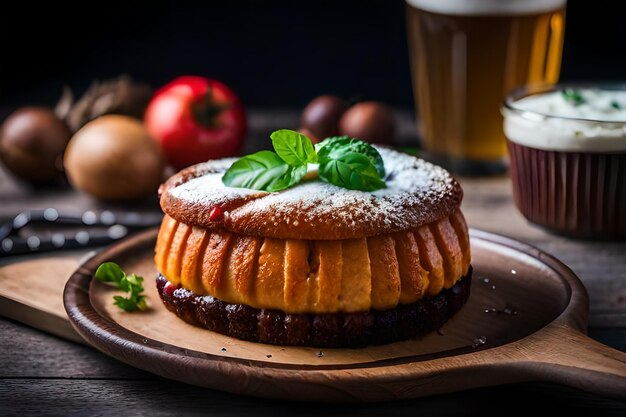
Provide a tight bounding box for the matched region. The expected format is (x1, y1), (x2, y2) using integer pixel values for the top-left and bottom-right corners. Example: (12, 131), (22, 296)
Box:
(222, 150), (305, 192)
(270, 129), (317, 165)
(316, 136), (385, 178)
(318, 151), (386, 191)
(222, 130), (386, 192)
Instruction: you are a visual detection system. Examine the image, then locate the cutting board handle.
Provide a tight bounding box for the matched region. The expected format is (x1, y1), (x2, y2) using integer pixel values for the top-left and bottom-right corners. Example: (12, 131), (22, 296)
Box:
(524, 326), (626, 399)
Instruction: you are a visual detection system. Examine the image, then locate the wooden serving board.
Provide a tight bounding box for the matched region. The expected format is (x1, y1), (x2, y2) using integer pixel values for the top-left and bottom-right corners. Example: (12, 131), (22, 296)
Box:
(0, 255), (84, 344)
(1, 228), (625, 401)
(62, 228), (626, 402)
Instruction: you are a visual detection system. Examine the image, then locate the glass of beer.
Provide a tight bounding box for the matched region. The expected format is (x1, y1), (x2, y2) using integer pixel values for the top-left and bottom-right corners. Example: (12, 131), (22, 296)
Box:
(406, 0), (567, 174)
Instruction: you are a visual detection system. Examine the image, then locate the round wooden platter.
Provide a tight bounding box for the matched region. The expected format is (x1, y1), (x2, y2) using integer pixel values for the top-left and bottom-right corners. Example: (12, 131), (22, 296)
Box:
(64, 228), (626, 402)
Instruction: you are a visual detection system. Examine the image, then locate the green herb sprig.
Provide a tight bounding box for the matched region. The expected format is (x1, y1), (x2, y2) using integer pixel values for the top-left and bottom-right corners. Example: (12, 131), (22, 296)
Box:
(561, 89), (585, 106)
(95, 262), (148, 312)
(315, 136), (386, 191)
(222, 129), (386, 192)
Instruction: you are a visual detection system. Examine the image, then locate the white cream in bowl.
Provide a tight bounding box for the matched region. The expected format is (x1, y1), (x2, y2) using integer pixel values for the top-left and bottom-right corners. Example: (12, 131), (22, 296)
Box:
(503, 87), (626, 152)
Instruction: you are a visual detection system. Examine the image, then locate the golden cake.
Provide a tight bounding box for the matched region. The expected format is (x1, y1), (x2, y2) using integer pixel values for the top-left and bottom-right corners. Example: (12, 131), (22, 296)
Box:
(155, 147), (472, 347)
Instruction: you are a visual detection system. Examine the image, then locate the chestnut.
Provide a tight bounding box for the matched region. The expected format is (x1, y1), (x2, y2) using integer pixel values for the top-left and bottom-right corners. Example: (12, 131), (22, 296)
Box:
(339, 101), (395, 144)
(300, 95), (348, 141)
(0, 107), (70, 183)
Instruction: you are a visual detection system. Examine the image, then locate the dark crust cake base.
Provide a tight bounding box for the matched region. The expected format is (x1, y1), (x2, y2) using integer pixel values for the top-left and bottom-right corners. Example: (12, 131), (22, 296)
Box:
(156, 267), (472, 348)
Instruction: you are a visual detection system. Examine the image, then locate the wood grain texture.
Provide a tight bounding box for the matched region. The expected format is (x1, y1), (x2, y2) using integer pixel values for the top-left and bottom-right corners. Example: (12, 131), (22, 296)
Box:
(0, 319), (147, 379)
(64, 228), (626, 402)
(1, 377), (624, 416)
(0, 257), (83, 343)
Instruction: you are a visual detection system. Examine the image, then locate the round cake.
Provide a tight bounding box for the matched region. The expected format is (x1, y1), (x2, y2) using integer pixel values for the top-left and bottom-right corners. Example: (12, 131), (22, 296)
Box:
(154, 147), (472, 347)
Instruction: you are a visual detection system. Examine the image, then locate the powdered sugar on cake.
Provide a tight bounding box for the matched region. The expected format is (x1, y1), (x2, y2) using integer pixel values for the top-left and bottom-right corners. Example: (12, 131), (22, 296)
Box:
(161, 147), (462, 240)
(169, 167), (266, 206)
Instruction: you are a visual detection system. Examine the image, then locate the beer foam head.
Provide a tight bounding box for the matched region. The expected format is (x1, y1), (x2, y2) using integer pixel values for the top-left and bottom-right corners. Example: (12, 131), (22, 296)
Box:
(503, 88), (626, 152)
(406, 0), (566, 16)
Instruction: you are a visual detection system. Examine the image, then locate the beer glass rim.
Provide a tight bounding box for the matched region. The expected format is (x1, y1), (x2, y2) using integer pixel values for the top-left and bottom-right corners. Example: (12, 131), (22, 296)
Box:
(503, 82), (626, 125)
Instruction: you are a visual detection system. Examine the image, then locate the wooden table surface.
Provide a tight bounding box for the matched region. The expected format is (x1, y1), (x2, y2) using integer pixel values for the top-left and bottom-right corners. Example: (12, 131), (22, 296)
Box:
(0, 110), (625, 415)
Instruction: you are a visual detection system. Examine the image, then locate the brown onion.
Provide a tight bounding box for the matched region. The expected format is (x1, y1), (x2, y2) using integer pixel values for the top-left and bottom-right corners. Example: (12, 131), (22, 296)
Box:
(64, 115), (164, 201)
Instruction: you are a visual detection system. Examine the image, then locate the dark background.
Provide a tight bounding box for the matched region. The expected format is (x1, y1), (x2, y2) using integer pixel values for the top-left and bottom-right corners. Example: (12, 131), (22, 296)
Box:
(1, 0), (625, 115)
